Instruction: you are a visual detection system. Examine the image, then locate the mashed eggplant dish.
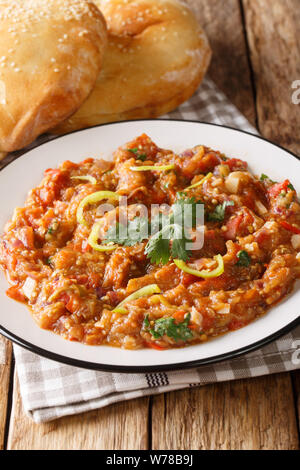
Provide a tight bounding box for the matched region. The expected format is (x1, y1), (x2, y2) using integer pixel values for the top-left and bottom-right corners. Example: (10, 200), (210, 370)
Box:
(1, 134), (299, 350)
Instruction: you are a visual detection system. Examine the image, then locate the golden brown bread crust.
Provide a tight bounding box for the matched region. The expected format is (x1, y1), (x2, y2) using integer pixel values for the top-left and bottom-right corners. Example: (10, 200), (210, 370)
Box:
(54, 0), (211, 134)
(0, 0), (107, 152)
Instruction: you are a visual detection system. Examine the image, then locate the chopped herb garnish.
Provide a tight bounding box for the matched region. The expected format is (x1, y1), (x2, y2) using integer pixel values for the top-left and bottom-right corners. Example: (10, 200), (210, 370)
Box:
(102, 217), (150, 247)
(45, 257), (53, 267)
(236, 250), (251, 267)
(288, 183), (295, 191)
(102, 194), (203, 265)
(47, 220), (59, 235)
(145, 234), (171, 265)
(145, 313), (193, 342)
(143, 314), (150, 330)
(145, 195), (203, 265)
(127, 148), (147, 162)
(208, 201), (234, 222)
(260, 174), (275, 183)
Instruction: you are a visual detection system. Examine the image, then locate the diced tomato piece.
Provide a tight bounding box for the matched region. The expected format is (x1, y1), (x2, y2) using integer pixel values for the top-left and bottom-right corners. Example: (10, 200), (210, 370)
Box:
(280, 221), (300, 235)
(190, 273), (235, 297)
(201, 315), (215, 331)
(6, 286), (26, 302)
(18, 227), (35, 250)
(198, 152), (220, 173)
(224, 214), (243, 240)
(107, 290), (121, 307)
(65, 295), (79, 314)
(79, 158), (94, 165)
(61, 160), (79, 170)
(268, 180), (290, 198)
(180, 272), (199, 287)
(59, 293), (70, 305)
(226, 158), (248, 171)
(145, 342), (166, 350)
(255, 229), (269, 245)
(172, 310), (186, 323)
(87, 272), (102, 289)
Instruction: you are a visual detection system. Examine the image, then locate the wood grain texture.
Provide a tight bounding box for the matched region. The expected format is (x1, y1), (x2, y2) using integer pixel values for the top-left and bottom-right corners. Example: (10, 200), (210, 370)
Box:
(152, 374), (299, 450)
(7, 373), (149, 450)
(292, 371), (300, 432)
(0, 336), (12, 450)
(185, 0), (256, 125)
(242, 0), (300, 154)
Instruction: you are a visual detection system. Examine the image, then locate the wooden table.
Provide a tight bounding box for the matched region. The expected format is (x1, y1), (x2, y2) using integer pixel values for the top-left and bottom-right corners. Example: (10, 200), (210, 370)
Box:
(0, 0), (300, 450)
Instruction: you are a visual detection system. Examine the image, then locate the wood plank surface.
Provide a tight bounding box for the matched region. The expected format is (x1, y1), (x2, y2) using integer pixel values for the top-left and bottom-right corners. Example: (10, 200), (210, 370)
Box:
(185, 0), (256, 126)
(242, 0), (300, 153)
(152, 374), (299, 450)
(7, 373), (149, 451)
(0, 337), (12, 450)
(291, 370), (300, 430)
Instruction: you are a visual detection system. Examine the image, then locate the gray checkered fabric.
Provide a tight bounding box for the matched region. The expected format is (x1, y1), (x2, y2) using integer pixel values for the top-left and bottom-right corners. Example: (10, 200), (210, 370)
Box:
(1, 78), (299, 423)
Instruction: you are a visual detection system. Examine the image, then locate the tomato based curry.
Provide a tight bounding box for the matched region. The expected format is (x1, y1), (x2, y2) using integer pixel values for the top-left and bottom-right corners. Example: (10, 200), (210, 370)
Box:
(1, 134), (300, 350)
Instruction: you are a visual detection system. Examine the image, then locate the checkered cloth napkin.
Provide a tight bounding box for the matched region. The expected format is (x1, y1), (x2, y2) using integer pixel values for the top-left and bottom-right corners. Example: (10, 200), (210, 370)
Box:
(1, 78), (300, 423)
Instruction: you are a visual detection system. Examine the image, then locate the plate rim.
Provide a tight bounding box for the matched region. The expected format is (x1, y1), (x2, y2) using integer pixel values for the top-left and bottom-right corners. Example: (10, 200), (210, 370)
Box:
(0, 118), (299, 373)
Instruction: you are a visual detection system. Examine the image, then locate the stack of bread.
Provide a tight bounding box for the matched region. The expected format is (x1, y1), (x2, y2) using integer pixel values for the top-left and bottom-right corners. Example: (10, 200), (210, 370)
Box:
(0, 0), (211, 155)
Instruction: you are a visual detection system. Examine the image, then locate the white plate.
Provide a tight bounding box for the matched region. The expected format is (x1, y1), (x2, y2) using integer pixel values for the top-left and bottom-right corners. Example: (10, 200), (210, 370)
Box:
(0, 120), (299, 372)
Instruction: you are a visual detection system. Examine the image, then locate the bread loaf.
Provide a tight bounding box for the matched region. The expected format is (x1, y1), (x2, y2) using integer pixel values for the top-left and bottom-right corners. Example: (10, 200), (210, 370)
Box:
(0, 0), (107, 152)
(54, 0), (211, 134)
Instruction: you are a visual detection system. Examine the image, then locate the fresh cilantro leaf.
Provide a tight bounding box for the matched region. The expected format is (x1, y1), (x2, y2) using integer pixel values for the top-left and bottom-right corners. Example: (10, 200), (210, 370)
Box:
(45, 257), (53, 267)
(260, 174), (275, 184)
(236, 250), (251, 267)
(47, 220), (59, 235)
(172, 195), (201, 228)
(148, 313), (193, 342)
(208, 201), (234, 222)
(171, 237), (191, 262)
(102, 217), (149, 247)
(170, 224), (192, 262)
(145, 234), (170, 265)
(142, 314), (150, 330)
(146, 195), (203, 265)
(127, 148), (147, 162)
(288, 183), (295, 191)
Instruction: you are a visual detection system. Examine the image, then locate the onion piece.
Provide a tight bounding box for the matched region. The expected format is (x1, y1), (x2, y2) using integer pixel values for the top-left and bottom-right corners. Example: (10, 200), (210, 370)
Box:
(255, 200), (268, 216)
(291, 234), (300, 250)
(22, 277), (38, 301)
